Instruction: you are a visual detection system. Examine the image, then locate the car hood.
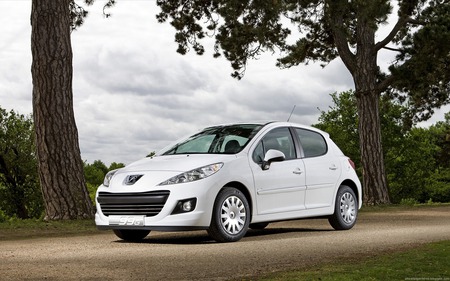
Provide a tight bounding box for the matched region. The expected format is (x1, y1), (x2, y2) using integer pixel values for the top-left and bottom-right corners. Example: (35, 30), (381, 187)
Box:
(105, 154), (241, 190)
(122, 154), (238, 173)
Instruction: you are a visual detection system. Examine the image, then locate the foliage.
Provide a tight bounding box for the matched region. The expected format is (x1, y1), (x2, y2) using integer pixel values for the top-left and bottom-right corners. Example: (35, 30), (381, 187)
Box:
(84, 160), (108, 187)
(0, 107), (42, 219)
(423, 114), (450, 202)
(389, 1), (450, 122)
(84, 160), (125, 186)
(83, 160), (125, 202)
(109, 162), (125, 171)
(315, 91), (450, 203)
(399, 198), (420, 206)
(69, 0), (115, 30)
(0, 209), (7, 223)
(387, 127), (440, 202)
(426, 169), (450, 203)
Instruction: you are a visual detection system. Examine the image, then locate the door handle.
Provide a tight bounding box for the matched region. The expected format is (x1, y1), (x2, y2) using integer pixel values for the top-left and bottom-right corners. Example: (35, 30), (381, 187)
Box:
(329, 164), (338, 170)
(293, 168), (303, 175)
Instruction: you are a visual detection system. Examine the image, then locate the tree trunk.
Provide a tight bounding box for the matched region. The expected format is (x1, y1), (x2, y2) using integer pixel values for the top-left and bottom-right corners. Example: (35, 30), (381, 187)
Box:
(353, 13), (390, 205)
(355, 91), (390, 204)
(31, 0), (94, 219)
(329, 1), (391, 204)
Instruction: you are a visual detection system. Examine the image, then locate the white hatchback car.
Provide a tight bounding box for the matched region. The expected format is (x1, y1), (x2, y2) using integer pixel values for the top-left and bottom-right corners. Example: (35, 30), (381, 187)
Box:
(95, 121), (362, 242)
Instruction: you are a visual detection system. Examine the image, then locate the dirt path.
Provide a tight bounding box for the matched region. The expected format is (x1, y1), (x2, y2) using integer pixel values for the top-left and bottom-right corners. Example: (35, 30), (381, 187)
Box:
(1, 206), (450, 280)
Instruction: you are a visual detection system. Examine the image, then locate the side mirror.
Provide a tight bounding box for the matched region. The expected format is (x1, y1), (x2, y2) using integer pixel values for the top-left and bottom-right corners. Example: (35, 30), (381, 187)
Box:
(262, 149), (285, 170)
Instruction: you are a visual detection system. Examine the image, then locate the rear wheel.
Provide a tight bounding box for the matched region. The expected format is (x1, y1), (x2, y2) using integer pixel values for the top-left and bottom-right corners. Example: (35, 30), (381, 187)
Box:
(328, 185), (358, 230)
(208, 187), (250, 243)
(113, 229), (150, 241)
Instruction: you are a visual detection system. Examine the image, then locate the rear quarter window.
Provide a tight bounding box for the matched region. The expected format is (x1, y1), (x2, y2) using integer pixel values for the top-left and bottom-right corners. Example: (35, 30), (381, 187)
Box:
(295, 128), (327, 158)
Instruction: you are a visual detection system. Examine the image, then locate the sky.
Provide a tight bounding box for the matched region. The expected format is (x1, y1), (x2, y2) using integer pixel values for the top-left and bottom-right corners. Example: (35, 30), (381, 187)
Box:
(1, 1), (448, 166)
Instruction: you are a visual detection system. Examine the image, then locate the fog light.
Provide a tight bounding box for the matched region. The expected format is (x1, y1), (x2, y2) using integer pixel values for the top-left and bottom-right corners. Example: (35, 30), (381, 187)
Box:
(171, 198), (197, 215)
(182, 201), (193, 212)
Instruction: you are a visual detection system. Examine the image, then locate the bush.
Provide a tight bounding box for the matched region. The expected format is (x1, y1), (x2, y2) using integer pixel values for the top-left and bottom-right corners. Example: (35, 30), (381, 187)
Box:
(0, 107), (42, 219)
(425, 170), (450, 203)
(399, 198), (419, 206)
(0, 209), (7, 223)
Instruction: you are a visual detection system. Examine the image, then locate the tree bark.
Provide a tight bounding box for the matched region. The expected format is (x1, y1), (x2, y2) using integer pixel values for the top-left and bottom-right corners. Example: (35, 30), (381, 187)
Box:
(329, 1), (390, 204)
(355, 91), (390, 204)
(31, 0), (94, 219)
(353, 11), (390, 205)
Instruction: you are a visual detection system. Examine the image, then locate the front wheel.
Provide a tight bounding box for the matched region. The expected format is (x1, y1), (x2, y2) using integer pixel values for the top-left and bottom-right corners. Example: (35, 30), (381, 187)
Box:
(328, 185), (358, 230)
(113, 229), (150, 241)
(207, 187), (250, 243)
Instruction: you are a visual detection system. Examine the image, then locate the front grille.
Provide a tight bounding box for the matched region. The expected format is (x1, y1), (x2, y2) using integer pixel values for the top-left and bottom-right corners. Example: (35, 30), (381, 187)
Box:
(97, 190), (170, 217)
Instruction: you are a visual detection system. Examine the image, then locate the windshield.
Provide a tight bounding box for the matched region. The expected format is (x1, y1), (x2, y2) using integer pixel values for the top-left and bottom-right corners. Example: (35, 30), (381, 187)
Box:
(161, 124), (263, 155)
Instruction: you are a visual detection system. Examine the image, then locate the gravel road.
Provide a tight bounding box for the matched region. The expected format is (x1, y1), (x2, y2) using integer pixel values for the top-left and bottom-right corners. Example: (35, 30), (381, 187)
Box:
(1, 206), (450, 280)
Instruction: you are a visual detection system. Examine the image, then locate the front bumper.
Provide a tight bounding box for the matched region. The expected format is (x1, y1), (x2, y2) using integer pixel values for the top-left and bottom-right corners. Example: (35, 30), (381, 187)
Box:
(95, 180), (217, 231)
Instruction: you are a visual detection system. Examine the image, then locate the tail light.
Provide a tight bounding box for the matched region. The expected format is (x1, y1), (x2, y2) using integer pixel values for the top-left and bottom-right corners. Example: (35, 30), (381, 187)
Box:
(348, 159), (356, 170)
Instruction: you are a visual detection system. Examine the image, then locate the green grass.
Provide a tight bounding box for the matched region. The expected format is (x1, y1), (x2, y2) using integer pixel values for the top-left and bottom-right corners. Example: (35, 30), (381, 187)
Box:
(359, 202), (450, 213)
(0, 218), (99, 240)
(244, 240), (450, 281)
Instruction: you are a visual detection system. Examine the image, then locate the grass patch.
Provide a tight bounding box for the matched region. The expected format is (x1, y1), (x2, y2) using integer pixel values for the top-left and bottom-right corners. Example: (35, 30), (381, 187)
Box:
(359, 202), (450, 213)
(250, 240), (450, 281)
(0, 218), (100, 240)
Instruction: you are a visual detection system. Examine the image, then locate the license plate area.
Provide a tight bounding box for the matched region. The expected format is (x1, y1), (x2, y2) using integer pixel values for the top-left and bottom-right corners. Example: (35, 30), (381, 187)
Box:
(109, 216), (145, 226)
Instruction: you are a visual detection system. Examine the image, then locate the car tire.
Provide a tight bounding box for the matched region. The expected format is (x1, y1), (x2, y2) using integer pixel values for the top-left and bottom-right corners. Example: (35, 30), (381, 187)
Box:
(207, 187), (250, 243)
(328, 185), (358, 230)
(249, 222), (269, 230)
(113, 229), (150, 241)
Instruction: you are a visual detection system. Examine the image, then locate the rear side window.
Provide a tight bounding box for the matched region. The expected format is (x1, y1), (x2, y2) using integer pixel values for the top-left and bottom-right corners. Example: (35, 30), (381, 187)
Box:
(295, 128), (327, 158)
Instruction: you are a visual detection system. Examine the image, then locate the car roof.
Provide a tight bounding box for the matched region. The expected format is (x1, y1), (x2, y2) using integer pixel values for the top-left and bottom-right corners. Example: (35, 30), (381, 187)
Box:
(203, 121), (329, 137)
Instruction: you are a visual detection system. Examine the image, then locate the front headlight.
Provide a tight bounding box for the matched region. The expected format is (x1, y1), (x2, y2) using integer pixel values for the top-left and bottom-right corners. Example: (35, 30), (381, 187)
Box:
(103, 169), (119, 187)
(158, 163), (223, 186)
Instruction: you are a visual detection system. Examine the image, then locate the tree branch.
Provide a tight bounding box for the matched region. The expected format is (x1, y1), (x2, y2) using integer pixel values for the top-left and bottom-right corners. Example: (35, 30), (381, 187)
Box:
(374, 16), (409, 52)
(382, 46), (403, 52)
(329, 6), (356, 74)
(377, 74), (397, 93)
(374, 15), (427, 53)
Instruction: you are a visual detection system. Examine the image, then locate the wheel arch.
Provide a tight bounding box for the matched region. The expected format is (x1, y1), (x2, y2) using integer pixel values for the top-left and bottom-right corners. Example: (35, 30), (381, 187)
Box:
(220, 181), (253, 217)
(340, 179), (360, 207)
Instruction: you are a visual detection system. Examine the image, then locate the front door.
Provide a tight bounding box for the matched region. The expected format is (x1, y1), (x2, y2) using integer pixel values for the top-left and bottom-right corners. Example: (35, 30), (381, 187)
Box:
(250, 127), (306, 215)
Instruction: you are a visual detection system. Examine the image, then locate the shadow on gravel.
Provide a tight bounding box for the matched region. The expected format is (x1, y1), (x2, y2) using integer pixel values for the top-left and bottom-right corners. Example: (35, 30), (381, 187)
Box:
(113, 227), (332, 245)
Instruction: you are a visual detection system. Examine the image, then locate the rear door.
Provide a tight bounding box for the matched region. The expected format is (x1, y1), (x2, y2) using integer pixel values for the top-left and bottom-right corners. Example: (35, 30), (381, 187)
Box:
(294, 128), (341, 209)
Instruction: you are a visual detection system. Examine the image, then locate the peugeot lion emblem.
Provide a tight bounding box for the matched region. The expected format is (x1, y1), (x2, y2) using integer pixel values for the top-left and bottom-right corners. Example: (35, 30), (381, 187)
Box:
(124, 174), (143, 185)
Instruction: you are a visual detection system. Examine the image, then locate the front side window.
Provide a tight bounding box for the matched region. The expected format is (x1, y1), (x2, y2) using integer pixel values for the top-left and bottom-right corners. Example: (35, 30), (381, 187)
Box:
(252, 127), (296, 163)
(161, 124), (263, 155)
(295, 128), (327, 157)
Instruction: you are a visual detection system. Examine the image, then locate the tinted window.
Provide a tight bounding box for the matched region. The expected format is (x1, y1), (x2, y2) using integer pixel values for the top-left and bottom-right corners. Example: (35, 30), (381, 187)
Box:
(162, 124), (263, 155)
(252, 127), (296, 163)
(295, 128), (327, 157)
